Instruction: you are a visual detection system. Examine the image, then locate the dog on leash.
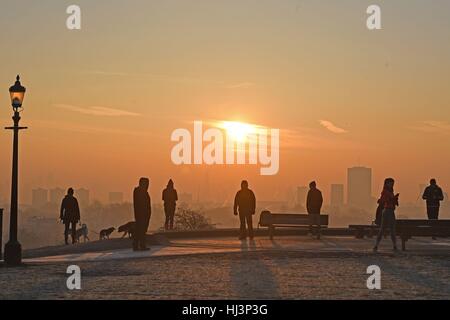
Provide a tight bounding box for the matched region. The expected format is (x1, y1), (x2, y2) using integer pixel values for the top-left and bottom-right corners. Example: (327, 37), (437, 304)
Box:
(67, 224), (90, 243)
(118, 221), (135, 238)
(99, 227), (116, 240)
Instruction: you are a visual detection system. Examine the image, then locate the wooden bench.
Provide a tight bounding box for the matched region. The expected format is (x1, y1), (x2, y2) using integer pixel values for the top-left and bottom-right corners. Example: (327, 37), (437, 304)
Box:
(397, 219), (450, 251)
(258, 210), (329, 240)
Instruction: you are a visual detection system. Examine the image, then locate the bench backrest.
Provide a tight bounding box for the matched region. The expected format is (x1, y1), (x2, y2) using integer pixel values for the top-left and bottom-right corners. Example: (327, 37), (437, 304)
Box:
(259, 211), (329, 227)
(397, 219), (450, 228)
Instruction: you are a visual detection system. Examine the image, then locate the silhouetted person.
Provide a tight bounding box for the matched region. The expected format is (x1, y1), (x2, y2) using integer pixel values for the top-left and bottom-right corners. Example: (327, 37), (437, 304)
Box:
(374, 178), (399, 252)
(162, 179), (178, 230)
(60, 188), (81, 245)
(374, 201), (383, 226)
(422, 179), (444, 220)
(306, 181), (323, 215)
(234, 180), (256, 240)
(133, 177), (151, 251)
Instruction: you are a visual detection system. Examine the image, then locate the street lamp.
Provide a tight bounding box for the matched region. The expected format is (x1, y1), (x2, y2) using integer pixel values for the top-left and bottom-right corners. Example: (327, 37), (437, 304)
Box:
(4, 75), (27, 266)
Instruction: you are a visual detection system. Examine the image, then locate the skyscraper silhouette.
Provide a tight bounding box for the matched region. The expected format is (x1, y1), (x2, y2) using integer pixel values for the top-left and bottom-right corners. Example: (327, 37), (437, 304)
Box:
(330, 184), (344, 208)
(347, 167), (372, 210)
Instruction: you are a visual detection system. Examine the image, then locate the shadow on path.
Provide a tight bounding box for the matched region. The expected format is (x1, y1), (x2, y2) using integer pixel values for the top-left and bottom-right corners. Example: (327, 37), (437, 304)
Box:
(228, 239), (280, 299)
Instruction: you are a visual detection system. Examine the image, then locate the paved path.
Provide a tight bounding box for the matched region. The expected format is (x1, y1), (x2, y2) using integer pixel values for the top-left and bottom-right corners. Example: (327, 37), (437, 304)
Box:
(1, 236), (449, 299)
(23, 236), (450, 264)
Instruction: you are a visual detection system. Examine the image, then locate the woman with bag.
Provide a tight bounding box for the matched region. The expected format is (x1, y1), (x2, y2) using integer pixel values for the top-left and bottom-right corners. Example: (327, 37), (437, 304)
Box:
(373, 178), (399, 252)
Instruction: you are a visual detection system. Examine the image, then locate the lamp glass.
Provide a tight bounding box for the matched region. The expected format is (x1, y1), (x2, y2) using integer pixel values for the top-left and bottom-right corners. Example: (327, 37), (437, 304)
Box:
(10, 91), (25, 106)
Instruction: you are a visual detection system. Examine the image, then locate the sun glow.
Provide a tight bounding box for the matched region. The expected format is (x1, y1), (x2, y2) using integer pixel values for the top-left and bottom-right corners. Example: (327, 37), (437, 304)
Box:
(221, 121), (257, 142)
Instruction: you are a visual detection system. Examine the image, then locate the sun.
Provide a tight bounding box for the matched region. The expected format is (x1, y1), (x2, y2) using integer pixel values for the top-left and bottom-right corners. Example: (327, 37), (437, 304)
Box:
(221, 121), (256, 142)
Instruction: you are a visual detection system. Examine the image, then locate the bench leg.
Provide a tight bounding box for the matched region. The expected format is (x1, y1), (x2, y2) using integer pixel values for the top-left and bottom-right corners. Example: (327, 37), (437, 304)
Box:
(355, 229), (364, 239)
(401, 237), (407, 251)
(317, 225), (321, 240)
(269, 226), (274, 240)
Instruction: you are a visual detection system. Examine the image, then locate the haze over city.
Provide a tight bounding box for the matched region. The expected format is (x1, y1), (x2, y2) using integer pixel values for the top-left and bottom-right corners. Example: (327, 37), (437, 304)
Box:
(1, 0), (450, 205)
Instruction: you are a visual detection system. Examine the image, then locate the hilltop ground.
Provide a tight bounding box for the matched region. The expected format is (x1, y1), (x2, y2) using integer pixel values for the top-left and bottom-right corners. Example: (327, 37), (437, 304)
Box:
(1, 235), (450, 299)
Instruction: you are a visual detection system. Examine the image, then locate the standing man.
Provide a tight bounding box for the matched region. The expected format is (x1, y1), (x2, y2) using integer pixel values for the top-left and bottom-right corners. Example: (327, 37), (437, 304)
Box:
(133, 177), (151, 251)
(60, 188), (81, 245)
(422, 179), (444, 220)
(234, 180), (256, 240)
(306, 181), (323, 237)
(162, 179), (178, 230)
(306, 181), (323, 215)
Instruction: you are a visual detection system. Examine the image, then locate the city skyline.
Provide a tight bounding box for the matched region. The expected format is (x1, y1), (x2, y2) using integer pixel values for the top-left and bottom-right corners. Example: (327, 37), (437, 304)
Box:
(1, 1), (450, 205)
(11, 165), (445, 208)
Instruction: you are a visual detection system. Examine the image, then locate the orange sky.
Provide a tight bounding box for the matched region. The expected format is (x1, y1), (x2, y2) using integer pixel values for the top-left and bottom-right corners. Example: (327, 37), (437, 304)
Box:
(1, 1), (449, 205)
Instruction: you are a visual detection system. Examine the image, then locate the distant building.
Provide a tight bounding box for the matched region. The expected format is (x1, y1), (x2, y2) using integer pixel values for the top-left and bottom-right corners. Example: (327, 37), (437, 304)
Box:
(179, 193), (193, 204)
(76, 188), (90, 208)
(32, 188), (48, 207)
(49, 187), (65, 205)
(347, 167), (372, 209)
(297, 186), (308, 206)
(330, 184), (344, 208)
(108, 192), (124, 204)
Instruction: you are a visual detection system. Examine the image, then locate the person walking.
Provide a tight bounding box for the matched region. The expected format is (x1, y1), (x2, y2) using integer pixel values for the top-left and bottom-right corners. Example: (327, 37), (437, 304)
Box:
(133, 177), (151, 251)
(234, 180), (256, 240)
(162, 179), (178, 230)
(60, 188), (81, 245)
(373, 178), (399, 252)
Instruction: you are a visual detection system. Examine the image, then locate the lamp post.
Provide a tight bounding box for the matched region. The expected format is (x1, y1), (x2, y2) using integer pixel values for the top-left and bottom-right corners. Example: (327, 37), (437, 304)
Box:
(4, 75), (27, 266)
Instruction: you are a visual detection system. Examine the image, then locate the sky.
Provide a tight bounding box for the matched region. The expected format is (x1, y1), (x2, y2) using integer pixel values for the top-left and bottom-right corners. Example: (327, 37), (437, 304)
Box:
(0, 0), (450, 205)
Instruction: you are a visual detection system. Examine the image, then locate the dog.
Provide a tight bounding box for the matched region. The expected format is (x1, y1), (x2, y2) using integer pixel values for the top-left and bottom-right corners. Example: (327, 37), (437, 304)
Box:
(67, 224), (90, 243)
(99, 227), (116, 240)
(118, 221), (135, 238)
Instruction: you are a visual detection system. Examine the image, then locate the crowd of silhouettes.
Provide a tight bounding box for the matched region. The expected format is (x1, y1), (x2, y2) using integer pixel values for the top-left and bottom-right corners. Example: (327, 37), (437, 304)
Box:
(59, 176), (445, 252)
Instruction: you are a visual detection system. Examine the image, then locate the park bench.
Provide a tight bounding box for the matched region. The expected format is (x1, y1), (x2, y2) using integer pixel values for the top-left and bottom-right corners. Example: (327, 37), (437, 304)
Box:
(396, 219), (450, 251)
(258, 210), (329, 240)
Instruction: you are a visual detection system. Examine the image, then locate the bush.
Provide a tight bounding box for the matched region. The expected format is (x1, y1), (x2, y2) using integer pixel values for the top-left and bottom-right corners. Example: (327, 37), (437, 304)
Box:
(174, 207), (215, 231)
